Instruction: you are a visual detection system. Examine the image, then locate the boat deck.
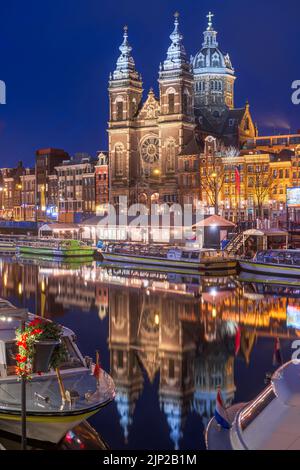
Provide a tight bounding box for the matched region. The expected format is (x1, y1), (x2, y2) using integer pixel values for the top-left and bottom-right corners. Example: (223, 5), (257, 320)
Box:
(206, 404), (245, 450)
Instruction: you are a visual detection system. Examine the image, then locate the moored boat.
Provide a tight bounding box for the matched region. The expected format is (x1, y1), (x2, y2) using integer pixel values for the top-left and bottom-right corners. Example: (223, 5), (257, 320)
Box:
(97, 242), (237, 273)
(206, 361), (300, 450)
(239, 250), (300, 277)
(17, 238), (95, 258)
(0, 299), (115, 444)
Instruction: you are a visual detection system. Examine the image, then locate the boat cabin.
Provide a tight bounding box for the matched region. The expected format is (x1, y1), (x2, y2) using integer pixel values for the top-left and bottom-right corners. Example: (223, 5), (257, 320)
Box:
(255, 250), (300, 266)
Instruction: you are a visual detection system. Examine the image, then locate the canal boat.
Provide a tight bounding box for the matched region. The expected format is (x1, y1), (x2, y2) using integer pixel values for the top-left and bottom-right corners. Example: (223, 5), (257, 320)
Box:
(239, 250), (300, 277)
(0, 298), (115, 444)
(97, 242), (237, 274)
(0, 237), (17, 254)
(17, 238), (95, 258)
(206, 361), (300, 450)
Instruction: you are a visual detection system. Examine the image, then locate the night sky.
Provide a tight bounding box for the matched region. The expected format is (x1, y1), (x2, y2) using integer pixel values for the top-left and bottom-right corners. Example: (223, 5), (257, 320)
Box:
(0, 0), (299, 167)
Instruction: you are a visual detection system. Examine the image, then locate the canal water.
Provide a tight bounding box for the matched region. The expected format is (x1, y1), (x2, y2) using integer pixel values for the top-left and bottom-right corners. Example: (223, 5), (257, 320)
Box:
(0, 256), (299, 450)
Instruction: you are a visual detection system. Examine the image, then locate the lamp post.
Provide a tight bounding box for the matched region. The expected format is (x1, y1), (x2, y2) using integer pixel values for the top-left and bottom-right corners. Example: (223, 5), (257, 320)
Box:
(211, 172), (218, 215)
(2, 307), (29, 449)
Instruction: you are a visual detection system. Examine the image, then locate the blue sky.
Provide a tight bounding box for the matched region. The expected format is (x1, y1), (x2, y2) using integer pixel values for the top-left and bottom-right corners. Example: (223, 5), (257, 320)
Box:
(0, 0), (299, 166)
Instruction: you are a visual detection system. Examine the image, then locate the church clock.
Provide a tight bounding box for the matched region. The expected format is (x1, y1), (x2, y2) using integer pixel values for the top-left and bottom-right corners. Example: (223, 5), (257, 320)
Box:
(141, 137), (159, 164)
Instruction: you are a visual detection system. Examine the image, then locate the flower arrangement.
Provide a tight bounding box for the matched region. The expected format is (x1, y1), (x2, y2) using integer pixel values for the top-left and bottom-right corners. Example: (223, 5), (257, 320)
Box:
(15, 317), (67, 379)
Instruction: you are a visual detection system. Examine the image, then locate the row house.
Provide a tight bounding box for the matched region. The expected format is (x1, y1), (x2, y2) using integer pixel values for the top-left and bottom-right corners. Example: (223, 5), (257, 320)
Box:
(56, 153), (97, 223)
(20, 169), (36, 221)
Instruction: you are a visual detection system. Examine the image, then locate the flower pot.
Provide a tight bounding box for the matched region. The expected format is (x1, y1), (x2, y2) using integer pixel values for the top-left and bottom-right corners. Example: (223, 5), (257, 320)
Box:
(32, 340), (60, 373)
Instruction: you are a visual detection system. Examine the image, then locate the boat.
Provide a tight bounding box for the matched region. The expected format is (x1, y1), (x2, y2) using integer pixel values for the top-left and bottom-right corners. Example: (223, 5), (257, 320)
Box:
(239, 249), (300, 277)
(0, 237), (17, 254)
(17, 238), (95, 258)
(206, 361), (300, 450)
(0, 298), (115, 444)
(97, 242), (237, 274)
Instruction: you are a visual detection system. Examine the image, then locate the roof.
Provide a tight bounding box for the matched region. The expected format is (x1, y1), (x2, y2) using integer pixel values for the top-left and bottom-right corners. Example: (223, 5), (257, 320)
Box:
(179, 135), (202, 156)
(194, 214), (235, 228)
(39, 223), (81, 231)
(243, 228), (288, 237)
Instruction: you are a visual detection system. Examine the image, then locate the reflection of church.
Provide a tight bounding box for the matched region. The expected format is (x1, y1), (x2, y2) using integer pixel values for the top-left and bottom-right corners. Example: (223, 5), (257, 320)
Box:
(108, 12), (256, 207)
(109, 285), (199, 448)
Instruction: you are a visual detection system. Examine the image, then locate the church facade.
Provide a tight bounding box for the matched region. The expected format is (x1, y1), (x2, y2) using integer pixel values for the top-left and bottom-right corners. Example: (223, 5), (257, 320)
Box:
(108, 13), (257, 209)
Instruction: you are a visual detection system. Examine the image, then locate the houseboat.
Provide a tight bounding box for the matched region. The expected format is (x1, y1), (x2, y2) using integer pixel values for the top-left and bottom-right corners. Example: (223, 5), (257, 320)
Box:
(206, 361), (300, 450)
(97, 242), (237, 274)
(17, 238), (95, 258)
(239, 250), (300, 277)
(0, 298), (115, 444)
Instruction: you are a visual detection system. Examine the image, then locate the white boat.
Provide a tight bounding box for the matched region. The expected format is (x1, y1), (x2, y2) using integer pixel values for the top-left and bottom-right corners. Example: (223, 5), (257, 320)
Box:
(239, 250), (300, 277)
(206, 361), (300, 450)
(0, 299), (115, 444)
(98, 243), (237, 273)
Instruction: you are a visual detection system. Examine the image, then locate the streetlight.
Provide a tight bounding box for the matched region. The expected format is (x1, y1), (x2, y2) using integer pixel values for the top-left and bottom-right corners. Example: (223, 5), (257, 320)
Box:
(211, 171), (218, 215)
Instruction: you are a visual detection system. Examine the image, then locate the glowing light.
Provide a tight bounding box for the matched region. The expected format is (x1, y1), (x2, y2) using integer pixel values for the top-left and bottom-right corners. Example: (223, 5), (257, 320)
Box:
(18, 282), (23, 295)
(212, 307), (217, 318)
(154, 314), (160, 325)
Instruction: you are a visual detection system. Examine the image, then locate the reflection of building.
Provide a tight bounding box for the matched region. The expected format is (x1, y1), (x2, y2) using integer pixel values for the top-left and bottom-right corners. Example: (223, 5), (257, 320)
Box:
(193, 351), (236, 428)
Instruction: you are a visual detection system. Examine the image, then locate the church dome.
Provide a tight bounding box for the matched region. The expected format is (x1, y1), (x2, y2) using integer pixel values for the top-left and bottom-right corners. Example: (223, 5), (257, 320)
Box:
(192, 12), (234, 76)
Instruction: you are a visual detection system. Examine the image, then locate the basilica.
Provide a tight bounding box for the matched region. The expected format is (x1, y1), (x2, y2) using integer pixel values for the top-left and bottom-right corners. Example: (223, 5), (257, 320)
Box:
(108, 12), (257, 208)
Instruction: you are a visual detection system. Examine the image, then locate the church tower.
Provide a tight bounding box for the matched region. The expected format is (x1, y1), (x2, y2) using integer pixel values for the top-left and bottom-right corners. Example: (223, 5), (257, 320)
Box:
(108, 26), (143, 207)
(192, 12), (236, 124)
(158, 13), (196, 204)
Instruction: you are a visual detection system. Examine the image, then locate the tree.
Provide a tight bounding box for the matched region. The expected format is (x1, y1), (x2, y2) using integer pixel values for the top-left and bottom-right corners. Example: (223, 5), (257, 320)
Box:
(252, 170), (274, 218)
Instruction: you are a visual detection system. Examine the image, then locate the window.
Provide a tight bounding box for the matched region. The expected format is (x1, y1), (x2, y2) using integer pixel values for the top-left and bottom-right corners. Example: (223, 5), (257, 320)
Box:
(168, 93), (175, 114)
(229, 118), (235, 127)
(182, 92), (188, 114)
(116, 101), (123, 121)
(166, 140), (176, 173)
(115, 144), (124, 177)
(279, 169), (283, 178)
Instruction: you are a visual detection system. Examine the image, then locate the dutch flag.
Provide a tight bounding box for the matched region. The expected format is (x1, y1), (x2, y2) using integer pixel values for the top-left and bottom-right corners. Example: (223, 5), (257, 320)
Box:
(215, 387), (231, 429)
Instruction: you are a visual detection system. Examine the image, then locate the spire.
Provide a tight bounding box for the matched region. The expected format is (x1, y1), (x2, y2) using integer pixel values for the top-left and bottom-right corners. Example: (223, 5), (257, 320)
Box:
(161, 12), (189, 73)
(112, 25), (139, 81)
(202, 11), (218, 48)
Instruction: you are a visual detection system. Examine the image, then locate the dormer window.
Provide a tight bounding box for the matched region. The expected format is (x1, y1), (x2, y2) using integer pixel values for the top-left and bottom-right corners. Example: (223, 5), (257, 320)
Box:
(212, 53), (220, 67)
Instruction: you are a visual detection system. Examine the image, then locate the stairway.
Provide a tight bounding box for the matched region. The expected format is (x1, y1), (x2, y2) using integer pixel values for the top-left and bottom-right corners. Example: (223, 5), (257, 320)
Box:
(225, 232), (250, 256)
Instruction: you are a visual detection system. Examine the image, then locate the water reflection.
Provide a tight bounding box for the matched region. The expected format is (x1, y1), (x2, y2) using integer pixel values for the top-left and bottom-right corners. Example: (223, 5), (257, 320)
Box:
(0, 257), (299, 450)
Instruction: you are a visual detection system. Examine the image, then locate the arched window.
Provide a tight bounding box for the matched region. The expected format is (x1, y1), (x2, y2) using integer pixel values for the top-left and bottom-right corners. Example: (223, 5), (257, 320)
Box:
(166, 87), (176, 114)
(115, 98), (124, 121)
(130, 98), (137, 118)
(115, 144), (124, 177)
(166, 140), (176, 173)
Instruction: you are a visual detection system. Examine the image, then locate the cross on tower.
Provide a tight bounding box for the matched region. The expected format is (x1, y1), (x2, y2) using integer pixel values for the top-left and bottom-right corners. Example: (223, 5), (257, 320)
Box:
(207, 11), (214, 28)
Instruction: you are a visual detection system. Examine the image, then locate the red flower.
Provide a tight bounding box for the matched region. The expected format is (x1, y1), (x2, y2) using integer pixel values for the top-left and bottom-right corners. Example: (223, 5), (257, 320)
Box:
(15, 354), (27, 363)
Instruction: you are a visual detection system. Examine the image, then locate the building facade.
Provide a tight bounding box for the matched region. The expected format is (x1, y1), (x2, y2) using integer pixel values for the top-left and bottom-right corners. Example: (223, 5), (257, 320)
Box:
(108, 13), (256, 211)
(35, 148), (69, 221)
(56, 154), (97, 223)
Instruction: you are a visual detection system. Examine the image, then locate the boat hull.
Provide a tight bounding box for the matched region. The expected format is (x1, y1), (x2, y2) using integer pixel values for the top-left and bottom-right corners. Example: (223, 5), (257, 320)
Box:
(101, 252), (237, 273)
(0, 406), (102, 444)
(19, 246), (95, 258)
(239, 260), (300, 277)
